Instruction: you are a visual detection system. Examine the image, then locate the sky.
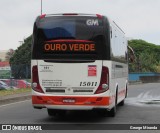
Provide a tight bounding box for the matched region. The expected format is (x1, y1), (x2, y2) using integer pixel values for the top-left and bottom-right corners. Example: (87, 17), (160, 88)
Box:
(0, 0), (160, 50)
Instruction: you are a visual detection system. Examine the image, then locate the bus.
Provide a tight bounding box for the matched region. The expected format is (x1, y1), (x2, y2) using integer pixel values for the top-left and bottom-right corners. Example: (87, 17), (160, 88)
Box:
(31, 13), (128, 117)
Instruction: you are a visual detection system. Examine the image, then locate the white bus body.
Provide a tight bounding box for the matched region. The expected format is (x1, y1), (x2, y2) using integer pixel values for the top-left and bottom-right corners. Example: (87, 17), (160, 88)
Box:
(31, 13), (128, 117)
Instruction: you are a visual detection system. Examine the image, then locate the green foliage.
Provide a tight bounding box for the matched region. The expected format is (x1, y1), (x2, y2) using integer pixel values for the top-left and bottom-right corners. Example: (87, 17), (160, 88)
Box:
(10, 35), (32, 79)
(0, 70), (10, 79)
(157, 65), (160, 72)
(139, 52), (157, 72)
(5, 49), (15, 61)
(0, 88), (31, 96)
(128, 39), (160, 72)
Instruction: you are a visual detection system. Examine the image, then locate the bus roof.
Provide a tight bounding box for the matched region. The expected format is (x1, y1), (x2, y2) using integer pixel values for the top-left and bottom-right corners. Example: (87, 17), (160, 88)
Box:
(39, 13), (104, 19)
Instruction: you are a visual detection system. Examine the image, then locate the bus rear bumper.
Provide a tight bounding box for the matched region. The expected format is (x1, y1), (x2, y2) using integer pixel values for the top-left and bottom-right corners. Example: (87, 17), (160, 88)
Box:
(32, 95), (114, 110)
(33, 104), (110, 110)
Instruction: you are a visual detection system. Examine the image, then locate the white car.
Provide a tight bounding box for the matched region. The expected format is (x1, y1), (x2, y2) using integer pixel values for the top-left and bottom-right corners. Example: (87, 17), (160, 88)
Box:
(0, 81), (10, 90)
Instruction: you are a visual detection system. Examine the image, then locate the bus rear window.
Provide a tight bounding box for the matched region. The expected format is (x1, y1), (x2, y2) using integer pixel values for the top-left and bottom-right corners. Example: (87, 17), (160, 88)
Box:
(41, 20), (75, 39)
(32, 16), (110, 60)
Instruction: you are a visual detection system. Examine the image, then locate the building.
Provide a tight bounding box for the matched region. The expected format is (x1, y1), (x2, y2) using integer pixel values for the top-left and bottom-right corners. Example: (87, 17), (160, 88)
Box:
(0, 62), (11, 70)
(0, 61), (11, 79)
(0, 50), (8, 61)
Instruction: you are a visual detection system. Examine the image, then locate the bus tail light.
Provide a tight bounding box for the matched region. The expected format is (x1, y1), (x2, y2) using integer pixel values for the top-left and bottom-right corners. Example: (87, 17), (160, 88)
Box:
(32, 65), (44, 93)
(96, 14), (103, 19)
(95, 66), (109, 94)
(40, 14), (46, 19)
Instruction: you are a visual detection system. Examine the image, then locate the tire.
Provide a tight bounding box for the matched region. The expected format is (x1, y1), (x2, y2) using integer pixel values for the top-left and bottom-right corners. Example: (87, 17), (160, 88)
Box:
(108, 104), (116, 117)
(125, 86), (128, 98)
(119, 99), (124, 106)
(108, 90), (118, 117)
(119, 86), (127, 106)
(47, 109), (66, 117)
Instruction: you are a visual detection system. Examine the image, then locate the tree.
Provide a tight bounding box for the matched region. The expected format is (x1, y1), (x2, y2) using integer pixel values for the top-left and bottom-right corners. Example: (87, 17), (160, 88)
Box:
(139, 52), (157, 72)
(5, 49), (15, 61)
(128, 39), (160, 72)
(10, 35), (32, 79)
(156, 64), (160, 73)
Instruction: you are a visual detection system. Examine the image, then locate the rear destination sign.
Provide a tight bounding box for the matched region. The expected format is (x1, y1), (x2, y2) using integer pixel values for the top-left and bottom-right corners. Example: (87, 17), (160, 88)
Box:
(44, 40), (95, 52)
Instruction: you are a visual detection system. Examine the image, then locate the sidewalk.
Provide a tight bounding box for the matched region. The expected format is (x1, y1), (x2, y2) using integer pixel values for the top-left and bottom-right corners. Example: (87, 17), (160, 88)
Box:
(0, 92), (31, 105)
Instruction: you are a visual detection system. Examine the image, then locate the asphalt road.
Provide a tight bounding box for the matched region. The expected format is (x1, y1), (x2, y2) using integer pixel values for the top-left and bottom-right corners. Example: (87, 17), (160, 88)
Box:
(0, 83), (160, 132)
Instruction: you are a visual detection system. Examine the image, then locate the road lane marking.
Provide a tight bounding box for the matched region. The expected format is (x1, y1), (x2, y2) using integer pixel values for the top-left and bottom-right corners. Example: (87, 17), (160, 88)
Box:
(0, 100), (31, 108)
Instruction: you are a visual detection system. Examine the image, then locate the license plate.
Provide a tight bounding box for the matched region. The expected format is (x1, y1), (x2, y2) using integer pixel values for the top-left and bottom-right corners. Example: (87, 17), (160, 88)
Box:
(63, 99), (75, 103)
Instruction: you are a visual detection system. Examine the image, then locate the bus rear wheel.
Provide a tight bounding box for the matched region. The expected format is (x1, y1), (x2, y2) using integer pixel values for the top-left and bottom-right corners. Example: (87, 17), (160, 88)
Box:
(119, 99), (124, 106)
(108, 105), (116, 117)
(98, 95), (117, 117)
(119, 86), (127, 106)
(108, 91), (117, 117)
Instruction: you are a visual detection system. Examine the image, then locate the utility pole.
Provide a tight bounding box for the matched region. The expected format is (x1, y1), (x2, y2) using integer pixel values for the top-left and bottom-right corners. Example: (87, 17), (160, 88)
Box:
(41, 0), (42, 15)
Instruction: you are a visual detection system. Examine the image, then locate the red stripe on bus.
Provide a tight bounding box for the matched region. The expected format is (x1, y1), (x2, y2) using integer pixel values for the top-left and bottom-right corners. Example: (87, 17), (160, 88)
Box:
(118, 89), (126, 97)
(32, 96), (111, 106)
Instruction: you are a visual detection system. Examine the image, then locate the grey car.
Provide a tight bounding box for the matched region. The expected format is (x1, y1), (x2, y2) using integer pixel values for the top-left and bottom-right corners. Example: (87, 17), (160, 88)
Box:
(0, 81), (10, 90)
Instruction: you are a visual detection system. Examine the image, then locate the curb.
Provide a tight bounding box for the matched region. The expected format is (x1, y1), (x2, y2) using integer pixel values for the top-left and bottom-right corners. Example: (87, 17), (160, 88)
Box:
(0, 92), (31, 106)
(129, 81), (142, 85)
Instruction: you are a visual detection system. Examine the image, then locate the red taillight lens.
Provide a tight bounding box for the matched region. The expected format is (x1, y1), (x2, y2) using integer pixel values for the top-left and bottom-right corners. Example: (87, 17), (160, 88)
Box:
(40, 14), (46, 19)
(32, 65), (44, 93)
(95, 66), (109, 94)
(96, 14), (103, 19)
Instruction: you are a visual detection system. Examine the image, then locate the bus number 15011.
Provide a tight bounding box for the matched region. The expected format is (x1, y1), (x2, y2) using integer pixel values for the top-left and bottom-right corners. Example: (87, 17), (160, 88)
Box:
(80, 82), (97, 87)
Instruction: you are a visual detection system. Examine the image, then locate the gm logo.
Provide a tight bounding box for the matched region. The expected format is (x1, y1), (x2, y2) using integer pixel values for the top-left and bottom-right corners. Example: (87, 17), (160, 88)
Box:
(86, 19), (99, 26)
